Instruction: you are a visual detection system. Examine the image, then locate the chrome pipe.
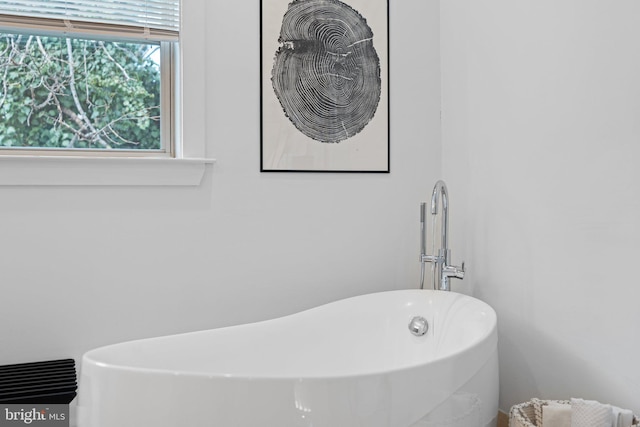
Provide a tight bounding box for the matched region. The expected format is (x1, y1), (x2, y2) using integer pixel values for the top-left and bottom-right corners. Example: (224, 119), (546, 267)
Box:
(431, 180), (449, 253)
(420, 202), (426, 263)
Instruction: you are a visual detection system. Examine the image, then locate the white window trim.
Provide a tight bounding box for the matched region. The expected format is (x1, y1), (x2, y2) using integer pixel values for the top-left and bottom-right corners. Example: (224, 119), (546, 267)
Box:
(0, 0), (215, 186)
(0, 155), (210, 186)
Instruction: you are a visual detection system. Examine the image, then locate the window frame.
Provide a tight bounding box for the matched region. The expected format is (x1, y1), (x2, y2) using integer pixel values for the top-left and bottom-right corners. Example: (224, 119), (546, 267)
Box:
(0, 0), (214, 186)
(0, 33), (175, 157)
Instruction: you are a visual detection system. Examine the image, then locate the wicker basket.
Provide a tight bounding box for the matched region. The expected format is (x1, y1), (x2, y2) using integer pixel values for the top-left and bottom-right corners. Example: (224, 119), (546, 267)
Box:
(509, 398), (639, 427)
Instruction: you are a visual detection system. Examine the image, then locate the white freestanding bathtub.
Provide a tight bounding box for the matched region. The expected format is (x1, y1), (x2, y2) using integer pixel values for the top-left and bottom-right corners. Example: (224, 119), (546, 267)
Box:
(77, 290), (498, 427)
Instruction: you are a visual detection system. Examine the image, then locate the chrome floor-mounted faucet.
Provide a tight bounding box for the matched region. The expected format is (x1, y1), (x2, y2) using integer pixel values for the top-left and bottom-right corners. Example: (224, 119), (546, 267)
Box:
(420, 180), (465, 291)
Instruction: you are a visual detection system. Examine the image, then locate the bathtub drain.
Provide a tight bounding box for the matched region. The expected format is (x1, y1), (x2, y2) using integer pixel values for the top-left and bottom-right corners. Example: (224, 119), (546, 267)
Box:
(408, 316), (429, 336)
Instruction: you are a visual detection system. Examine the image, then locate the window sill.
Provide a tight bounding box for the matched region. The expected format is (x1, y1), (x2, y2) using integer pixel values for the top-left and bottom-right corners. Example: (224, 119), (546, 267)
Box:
(0, 155), (215, 186)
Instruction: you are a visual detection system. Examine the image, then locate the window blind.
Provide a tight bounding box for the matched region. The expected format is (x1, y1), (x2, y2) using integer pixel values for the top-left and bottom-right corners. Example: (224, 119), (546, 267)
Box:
(0, 0), (180, 41)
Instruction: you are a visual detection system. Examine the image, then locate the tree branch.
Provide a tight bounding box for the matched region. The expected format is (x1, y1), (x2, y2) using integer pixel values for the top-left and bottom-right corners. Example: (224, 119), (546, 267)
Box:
(0, 36), (19, 110)
(35, 36), (51, 64)
(99, 41), (130, 81)
(65, 38), (111, 148)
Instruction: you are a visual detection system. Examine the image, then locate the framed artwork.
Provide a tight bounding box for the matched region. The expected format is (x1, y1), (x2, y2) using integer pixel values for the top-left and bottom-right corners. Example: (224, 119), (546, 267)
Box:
(260, 0), (390, 173)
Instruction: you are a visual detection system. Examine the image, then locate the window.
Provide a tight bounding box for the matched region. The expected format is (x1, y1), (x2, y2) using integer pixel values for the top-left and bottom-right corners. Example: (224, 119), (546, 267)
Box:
(0, 0), (179, 157)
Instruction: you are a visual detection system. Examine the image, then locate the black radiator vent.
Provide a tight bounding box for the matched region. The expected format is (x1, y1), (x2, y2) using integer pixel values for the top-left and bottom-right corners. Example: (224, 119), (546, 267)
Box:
(0, 359), (77, 404)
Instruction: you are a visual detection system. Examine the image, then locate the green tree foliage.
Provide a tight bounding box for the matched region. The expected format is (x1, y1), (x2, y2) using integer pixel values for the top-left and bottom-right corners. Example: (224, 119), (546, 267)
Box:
(0, 33), (161, 150)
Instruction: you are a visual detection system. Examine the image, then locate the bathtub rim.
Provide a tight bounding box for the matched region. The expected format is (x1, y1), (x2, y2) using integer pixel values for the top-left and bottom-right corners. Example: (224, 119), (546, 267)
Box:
(80, 289), (498, 381)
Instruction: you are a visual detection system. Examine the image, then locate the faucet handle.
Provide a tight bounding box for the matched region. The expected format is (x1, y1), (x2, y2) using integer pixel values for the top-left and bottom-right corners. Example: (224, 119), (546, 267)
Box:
(443, 261), (465, 280)
(456, 261), (466, 279)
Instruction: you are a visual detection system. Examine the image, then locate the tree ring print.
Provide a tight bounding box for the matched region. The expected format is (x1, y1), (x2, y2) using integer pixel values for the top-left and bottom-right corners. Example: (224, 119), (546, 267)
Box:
(272, 0), (382, 143)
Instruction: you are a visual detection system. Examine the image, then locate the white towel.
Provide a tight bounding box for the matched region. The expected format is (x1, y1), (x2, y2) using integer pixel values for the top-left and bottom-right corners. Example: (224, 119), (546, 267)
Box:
(571, 398), (613, 427)
(612, 405), (635, 427)
(542, 402), (571, 427)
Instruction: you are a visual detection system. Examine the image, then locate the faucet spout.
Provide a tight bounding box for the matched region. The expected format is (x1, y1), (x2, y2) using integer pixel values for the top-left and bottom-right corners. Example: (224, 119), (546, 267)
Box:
(419, 180), (465, 291)
(430, 180), (449, 252)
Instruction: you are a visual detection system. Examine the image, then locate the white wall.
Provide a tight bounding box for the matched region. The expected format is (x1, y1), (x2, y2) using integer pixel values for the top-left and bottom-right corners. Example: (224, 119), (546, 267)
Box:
(441, 0), (640, 414)
(0, 0), (441, 366)
(7, 0), (639, 417)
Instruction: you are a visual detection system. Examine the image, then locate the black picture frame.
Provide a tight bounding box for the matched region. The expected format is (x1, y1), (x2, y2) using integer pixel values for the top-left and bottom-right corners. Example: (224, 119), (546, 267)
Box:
(260, 0), (390, 173)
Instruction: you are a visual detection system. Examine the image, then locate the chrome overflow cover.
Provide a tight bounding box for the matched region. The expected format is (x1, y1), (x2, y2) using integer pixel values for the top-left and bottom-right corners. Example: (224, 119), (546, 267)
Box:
(408, 316), (429, 336)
